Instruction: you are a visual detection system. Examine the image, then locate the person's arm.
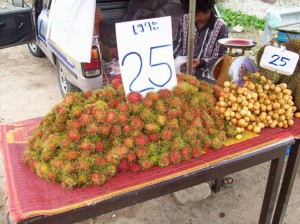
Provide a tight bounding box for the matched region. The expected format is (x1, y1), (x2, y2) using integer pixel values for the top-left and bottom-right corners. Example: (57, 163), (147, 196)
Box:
(198, 24), (229, 69)
(173, 17), (184, 58)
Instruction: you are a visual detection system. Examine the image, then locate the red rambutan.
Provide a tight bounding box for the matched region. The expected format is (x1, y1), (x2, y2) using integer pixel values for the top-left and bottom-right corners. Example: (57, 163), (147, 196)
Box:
(140, 160), (153, 170)
(91, 172), (106, 185)
(158, 89), (172, 99)
(87, 123), (99, 135)
(67, 130), (81, 142)
(148, 133), (160, 142)
(94, 141), (104, 152)
(127, 92), (142, 103)
(170, 151), (181, 164)
(124, 138), (134, 149)
(111, 125), (122, 137)
(93, 109), (106, 123)
(192, 147), (201, 158)
(131, 117), (144, 131)
(99, 124), (111, 136)
(85, 90), (92, 99)
(117, 102), (129, 113)
(180, 147), (191, 161)
(136, 148), (148, 159)
(135, 135), (149, 147)
(118, 159), (129, 173)
(158, 154), (170, 167)
(146, 92), (160, 101)
(129, 163), (140, 172)
(118, 113), (129, 124)
(65, 150), (78, 160)
(127, 152), (137, 163)
(106, 111), (117, 124)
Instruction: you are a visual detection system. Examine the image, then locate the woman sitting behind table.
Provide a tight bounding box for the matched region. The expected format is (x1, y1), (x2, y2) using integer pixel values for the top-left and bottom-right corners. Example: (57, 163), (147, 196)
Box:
(94, 6), (118, 62)
(173, 0), (228, 84)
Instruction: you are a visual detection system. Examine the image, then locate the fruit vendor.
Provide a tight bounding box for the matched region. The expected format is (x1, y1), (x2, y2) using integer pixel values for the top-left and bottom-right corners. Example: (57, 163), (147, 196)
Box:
(173, 0), (228, 84)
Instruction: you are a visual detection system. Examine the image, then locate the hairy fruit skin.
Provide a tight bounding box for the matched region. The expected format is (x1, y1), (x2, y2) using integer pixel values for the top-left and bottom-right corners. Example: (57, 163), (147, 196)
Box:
(23, 74), (225, 189)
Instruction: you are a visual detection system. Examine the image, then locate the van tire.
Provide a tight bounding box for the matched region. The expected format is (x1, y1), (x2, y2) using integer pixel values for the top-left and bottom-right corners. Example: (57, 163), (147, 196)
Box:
(27, 42), (45, 57)
(57, 61), (80, 97)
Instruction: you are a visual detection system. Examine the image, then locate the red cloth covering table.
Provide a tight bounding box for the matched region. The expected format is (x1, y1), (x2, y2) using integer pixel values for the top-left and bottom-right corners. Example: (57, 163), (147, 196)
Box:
(1, 117), (300, 224)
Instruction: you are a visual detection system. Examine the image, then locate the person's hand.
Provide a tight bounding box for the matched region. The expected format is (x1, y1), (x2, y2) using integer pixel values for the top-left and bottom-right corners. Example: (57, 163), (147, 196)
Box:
(187, 58), (201, 68)
(192, 58), (200, 68)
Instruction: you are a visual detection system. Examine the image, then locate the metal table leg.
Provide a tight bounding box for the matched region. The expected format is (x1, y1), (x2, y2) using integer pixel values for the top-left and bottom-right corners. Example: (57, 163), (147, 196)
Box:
(259, 147), (286, 224)
(272, 139), (300, 224)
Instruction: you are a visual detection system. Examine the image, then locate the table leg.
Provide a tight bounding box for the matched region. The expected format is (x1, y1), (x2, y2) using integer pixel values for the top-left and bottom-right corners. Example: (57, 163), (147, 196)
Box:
(211, 178), (221, 193)
(272, 139), (300, 224)
(259, 149), (286, 224)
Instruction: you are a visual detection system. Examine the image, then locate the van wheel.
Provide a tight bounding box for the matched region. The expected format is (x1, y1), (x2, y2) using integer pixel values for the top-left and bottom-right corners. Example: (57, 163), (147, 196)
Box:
(27, 42), (45, 57)
(57, 61), (80, 97)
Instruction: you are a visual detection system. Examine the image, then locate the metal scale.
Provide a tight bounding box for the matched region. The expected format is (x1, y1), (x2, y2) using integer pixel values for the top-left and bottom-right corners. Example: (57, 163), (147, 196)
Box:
(212, 38), (258, 88)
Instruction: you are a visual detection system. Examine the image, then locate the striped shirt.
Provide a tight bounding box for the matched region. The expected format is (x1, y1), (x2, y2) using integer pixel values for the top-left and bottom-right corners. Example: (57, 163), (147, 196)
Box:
(173, 13), (228, 81)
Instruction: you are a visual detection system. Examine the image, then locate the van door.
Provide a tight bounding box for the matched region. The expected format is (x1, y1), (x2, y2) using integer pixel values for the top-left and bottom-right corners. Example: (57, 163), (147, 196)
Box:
(0, 0), (35, 49)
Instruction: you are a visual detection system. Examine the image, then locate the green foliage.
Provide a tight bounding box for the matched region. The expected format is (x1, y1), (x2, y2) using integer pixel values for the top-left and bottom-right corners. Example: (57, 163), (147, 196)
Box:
(218, 6), (265, 30)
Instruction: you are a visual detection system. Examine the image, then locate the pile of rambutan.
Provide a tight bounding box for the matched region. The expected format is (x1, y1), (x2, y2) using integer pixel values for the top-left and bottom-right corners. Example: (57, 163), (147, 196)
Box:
(23, 74), (226, 189)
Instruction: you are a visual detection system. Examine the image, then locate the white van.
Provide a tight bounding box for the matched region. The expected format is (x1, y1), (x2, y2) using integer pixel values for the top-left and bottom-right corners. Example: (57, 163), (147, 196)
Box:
(0, 0), (129, 96)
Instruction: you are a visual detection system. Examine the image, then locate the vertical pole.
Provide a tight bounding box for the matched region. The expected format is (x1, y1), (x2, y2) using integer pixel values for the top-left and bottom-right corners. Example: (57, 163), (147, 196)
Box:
(187, 0), (196, 75)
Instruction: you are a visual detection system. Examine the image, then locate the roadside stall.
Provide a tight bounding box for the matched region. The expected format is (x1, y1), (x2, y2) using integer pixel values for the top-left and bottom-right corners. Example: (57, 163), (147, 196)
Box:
(0, 1), (300, 224)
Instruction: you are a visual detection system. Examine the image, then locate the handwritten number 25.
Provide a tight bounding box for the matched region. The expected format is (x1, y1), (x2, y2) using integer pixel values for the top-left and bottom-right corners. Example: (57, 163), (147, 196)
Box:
(121, 45), (173, 92)
(269, 54), (290, 67)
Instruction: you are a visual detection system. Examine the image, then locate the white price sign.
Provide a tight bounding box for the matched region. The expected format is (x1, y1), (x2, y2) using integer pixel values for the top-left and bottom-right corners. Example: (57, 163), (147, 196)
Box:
(116, 16), (177, 97)
(260, 46), (299, 76)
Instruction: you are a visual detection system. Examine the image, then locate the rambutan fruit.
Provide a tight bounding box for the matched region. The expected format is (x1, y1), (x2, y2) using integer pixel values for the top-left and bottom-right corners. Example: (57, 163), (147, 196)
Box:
(56, 111), (69, 123)
(167, 109), (178, 120)
(104, 165), (117, 178)
(183, 111), (194, 122)
(77, 173), (90, 185)
(148, 133), (160, 142)
(142, 98), (154, 107)
(136, 148), (148, 159)
(191, 118), (203, 129)
(146, 142), (159, 155)
(113, 145), (129, 158)
(36, 162), (51, 178)
(61, 176), (77, 190)
(155, 100), (167, 113)
(108, 98), (120, 108)
(185, 128), (197, 139)
(172, 85), (186, 97)
(202, 137), (212, 149)
(169, 96), (182, 109)
(158, 154), (170, 167)
(111, 125), (122, 137)
(48, 171), (58, 183)
(93, 109), (106, 123)
(127, 152), (137, 163)
(140, 160), (153, 170)
(68, 120), (81, 129)
(180, 147), (191, 161)
(161, 129), (174, 141)
(135, 135), (149, 147)
(169, 151), (181, 164)
(106, 111), (117, 124)
(131, 117), (144, 131)
(156, 115), (167, 126)
(211, 138), (223, 150)
(51, 158), (64, 169)
(118, 159), (129, 173)
(171, 137), (185, 151)
(67, 129), (81, 142)
(140, 108), (155, 122)
(65, 150), (78, 161)
(127, 92), (142, 103)
(118, 113), (129, 124)
(99, 124), (111, 136)
(158, 89), (172, 99)
(79, 139), (94, 152)
(91, 172), (106, 185)
(129, 163), (140, 172)
(77, 159), (90, 172)
(122, 125), (131, 135)
(41, 150), (54, 162)
(104, 87), (116, 99)
(117, 102), (129, 113)
(124, 138), (135, 149)
(145, 123), (160, 133)
(78, 114), (91, 127)
(146, 92), (160, 101)
(65, 93), (75, 104)
(129, 102), (142, 114)
(95, 156), (107, 167)
(192, 147), (201, 158)
(85, 90), (92, 99)
(87, 123), (99, 135)
(167, 119), (179, 129)
(94, 141), (105, 152)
